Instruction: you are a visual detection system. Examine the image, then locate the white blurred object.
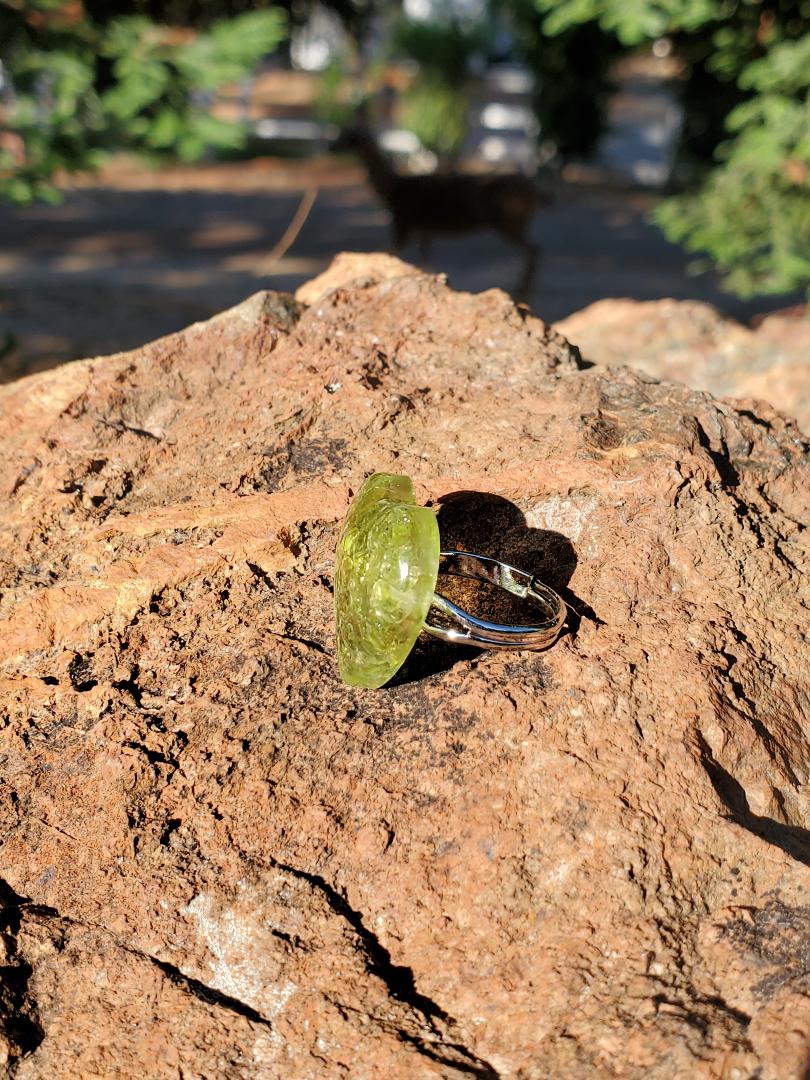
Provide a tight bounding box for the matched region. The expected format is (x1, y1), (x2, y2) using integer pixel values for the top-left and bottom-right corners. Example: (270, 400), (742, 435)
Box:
(408, 147), (440, 173)
(480, 102), (538, 136)
(403, 0), (487, 21)
(641, 120), (671, 148)
(476, 133), (538, 172)
(598, 72), (682, 188)
(480, 135), (509, 163)
(379, 129), (438, 173)
(486, 63), (534, 96)
(403, 0), (434, 19)
(254, 119), (336, 141)
(632, 160), (669, 186)
(379, 129), (422, 155)
(290, 6), (348, 72)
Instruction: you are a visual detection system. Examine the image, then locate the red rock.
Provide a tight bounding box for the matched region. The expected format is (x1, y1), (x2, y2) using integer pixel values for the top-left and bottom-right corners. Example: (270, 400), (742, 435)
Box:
(0, 256), (808, 1078)
(555, 297), (810, 434)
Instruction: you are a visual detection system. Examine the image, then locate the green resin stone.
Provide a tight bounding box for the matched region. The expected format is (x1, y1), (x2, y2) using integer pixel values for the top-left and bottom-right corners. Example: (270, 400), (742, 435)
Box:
(335, 473), (440, 688)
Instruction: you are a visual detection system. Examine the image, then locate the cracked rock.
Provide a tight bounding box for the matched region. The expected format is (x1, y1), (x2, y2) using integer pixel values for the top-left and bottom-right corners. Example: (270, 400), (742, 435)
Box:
(555, 297), (810, 435)
(0, 254), (808, 1078)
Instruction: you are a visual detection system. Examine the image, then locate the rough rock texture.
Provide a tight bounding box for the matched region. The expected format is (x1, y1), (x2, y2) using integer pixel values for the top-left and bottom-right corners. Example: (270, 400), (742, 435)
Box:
(0, 253), (808, 1079)
(555, 298), (810, 434)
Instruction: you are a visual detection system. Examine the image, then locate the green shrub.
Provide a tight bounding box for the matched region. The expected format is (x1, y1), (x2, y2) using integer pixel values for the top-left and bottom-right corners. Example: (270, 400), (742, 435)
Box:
(0, 2), (286, 204)
(532, 0), (810, 296)
(392, 17), (485, 84)
(400, 77), (470, 158)
(312, 58), (358, 129)
(390, 17), (484, 162)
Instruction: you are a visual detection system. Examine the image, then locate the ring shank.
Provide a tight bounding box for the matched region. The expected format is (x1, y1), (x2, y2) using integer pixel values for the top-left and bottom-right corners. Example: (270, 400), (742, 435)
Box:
(424, 551), (566, 650)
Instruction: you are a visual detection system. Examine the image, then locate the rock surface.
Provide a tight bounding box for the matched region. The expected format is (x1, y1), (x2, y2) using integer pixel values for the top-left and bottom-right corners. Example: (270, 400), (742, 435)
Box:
(555, 298), (810, 434)
(0, 253), (808, 1079)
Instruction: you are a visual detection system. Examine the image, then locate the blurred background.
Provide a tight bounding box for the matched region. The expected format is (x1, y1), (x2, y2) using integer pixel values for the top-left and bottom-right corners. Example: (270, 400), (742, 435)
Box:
(0, 0), (808, 419)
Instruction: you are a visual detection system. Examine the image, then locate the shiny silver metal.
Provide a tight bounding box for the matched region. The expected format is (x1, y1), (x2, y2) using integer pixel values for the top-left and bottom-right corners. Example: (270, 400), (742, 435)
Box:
(424, 551), (566, 650)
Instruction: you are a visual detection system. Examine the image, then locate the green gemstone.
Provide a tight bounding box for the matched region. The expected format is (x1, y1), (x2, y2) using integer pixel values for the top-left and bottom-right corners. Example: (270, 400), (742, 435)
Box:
(335, 473), (440, 688)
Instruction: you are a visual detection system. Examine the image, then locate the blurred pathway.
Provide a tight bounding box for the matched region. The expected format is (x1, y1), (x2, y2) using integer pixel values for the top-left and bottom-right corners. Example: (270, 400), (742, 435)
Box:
(0, 155), (801, 381)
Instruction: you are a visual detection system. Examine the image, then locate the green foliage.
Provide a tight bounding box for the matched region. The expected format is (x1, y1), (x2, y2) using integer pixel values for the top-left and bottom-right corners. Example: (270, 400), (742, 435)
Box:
(312, 58), (357, 129)
(536, 0), (721, 46)
(739, 33), (810, 95)
(0, 2), (286, 203)
(391, 17), (483, 161)
(510, 0), (621, 161)
(656, 66), (810, 296)
(175, 10), (287, 91)
(400, 77), (470, 158)
(392, 17), (485, 83)
(533, 0), (810, 295)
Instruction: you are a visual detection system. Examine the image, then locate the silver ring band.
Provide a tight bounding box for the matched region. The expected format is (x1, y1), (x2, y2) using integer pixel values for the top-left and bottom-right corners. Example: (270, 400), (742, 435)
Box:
(424, 551), (567, 650)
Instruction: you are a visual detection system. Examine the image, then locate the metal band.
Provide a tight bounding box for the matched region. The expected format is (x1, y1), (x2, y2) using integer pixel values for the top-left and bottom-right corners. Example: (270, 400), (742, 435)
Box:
(424, 551), (567, 650)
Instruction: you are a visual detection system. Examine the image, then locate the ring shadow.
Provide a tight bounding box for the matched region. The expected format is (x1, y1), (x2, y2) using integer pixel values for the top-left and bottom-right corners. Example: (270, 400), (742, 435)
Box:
(387, 490), (600, 687)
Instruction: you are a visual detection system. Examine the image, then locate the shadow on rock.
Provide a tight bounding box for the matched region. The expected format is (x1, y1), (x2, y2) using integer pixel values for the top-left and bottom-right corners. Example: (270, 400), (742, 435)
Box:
(699, 734), (810, 868)
(388, 490), (598, 687)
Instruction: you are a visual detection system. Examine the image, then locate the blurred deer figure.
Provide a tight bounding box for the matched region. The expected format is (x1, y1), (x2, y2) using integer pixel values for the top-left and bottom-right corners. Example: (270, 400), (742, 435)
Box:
(335, 125), (549, 298)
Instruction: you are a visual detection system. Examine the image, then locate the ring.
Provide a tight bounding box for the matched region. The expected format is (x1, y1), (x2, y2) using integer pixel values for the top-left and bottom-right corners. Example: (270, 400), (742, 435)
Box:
(335, 474), (566, 688)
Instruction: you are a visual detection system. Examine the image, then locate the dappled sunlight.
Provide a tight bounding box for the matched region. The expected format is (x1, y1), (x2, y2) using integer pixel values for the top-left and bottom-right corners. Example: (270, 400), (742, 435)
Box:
(222, 252), (320, 276)
(259, 255), (323, 278)
(52, 252), (123, 273)
(0, 160), (802, 383)
(187, 220), (266, 249)
(59, 231), (158, 257)
(0, 254), (22, 274)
